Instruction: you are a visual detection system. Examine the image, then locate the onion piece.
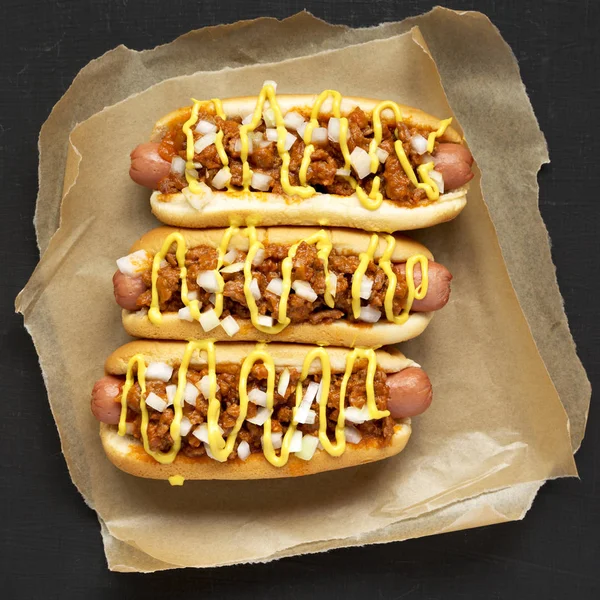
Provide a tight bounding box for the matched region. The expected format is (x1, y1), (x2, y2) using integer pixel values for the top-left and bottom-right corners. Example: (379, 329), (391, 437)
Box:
(428, 169), (445, 194)
(296, 121), (308, 140)
(199, 308), (220, 332)
(242, 113), (255, 125)
(328, 117), (340, 142)
(220, 262), (245, 274)
(344, 425), (363, 444)
(237, 440), (251, 461)
(263, 79), (277, 91)
(195, 120), (217, 134)
(179, 416), (193, 437)
(178, 306), (194, 322)
(252, 248), (265, 266)
(266, 277), (283, 296)
(250, 172), (272, 191)
(145, 392), (167, 413)
(295, 435), (319, 460)
(381, 108), (395, 121)
(116, 249), (151, 276)
(187, 291), (198, 301)
(198, 375), (211, 399)
(165, 384), (177, 406)
(185, 167), (199, 179)
(193, 422), (224, 444)
(247, 407), (271, 426)
(335, 168), (351, 177)
(250, 278), (261, 300)
(170, 156), (186, 175)
(212, 167), (232, 190)
(182, 183), (213, 210)
(345, 405), (371, 424)
(284, 131), (297, 151)
(159, 259), (169, 269)
(222, 249), (238, 265)
(294, 381), (320, 424)
(263, 107), (276, 128)
(248, 388), (268, 407)
(277, 368), (290, 396)
(183, 381), (199, 406)
(220, 315), (240, 337)
(196, 270), (219, 292)
(359, 306), (381, 323)
(262, 431), (282, 450)
(410, 134), (428, 155)
(265, 128), (279, 142)
(208, 293), (216, 306)
(289, 430), (303, 453)
(145, 362), (173, 382)
(359, 276), (374, 300)
(376, 147), (389, 163)
(350, 147), (372, 180)
(304, 409), (317, 425)
(311, 127), (328, 144)
(257, 315), (274, 327)
(283, 111), (305, 132)
(194, 132), (217, 154)
(421, 152), (434, 164)
(328, 272), (338, 297)
(203, 443), (218, 461)
(292, 280), (318, 302)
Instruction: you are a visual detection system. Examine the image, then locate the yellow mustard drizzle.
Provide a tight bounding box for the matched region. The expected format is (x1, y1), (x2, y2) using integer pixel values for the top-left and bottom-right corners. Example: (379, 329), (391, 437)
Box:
(118, 342), (393, 467)
(351, 234), (380, 319)
(182, 83), (453, 208)
(168, 475), (185, 486)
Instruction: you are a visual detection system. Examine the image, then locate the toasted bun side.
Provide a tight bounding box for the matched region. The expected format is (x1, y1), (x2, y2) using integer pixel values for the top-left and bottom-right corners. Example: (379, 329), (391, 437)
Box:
(149, 188), (467, 233)
(150, 95), (462, 144)
(130, 226), (434, 261)
(121, 311), (433, 351)
(99, 420), (412, 480)
(104, 340), (414, 376)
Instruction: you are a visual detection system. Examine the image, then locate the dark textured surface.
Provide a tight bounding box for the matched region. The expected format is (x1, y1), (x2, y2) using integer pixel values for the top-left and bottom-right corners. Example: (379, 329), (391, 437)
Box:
(1, 0), (598, 597)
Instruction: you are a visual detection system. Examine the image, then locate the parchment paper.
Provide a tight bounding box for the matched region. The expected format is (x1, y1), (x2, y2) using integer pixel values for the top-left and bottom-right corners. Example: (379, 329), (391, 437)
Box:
(18, 9), (590, 571)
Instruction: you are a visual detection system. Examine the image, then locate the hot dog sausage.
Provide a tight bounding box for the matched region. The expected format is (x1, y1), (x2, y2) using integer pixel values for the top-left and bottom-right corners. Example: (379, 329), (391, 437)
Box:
(398, 261), (452, 312)
(129, 143), (171, 189)
(91, 375), (123, 424)
(113, 271), (147, 311)
(386, 367), (433, 418)
(432, 143), (474, 190)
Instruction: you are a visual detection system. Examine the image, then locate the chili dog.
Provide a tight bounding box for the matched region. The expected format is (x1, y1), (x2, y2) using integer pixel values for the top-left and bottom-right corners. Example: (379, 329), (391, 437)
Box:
(130, 82), (473, 232)
(92, 340), (431, 480)
(113, 226), (451, 348)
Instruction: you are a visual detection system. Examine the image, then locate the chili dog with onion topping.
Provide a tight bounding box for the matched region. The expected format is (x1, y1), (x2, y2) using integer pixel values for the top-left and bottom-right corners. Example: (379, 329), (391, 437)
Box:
(129, 82), (473, 232)
(114, 226), (451, 347)
(92, 340), (431, 480)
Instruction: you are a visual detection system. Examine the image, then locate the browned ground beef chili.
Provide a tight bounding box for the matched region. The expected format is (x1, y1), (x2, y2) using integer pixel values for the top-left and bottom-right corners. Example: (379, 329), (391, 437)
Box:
(135, 241), (409, 323)
(124, 362), (394, 459)
(157, 106), (437, 206)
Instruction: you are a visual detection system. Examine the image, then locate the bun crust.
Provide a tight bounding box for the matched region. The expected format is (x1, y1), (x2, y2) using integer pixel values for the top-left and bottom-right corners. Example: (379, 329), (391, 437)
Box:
(99, 420), (412, 480)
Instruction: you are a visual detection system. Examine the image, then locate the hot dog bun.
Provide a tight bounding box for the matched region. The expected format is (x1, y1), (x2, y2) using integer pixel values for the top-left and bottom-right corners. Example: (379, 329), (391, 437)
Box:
(147, 95), (468, 232)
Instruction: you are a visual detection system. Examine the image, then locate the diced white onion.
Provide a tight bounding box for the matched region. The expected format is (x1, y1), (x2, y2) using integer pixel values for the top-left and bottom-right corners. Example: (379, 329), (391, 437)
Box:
(116, 249), (151, 276)
(292, 280), (317, 302)
(345, 405), (371, 424)
(252, 248), (265, 266)
(222, 249), (238, 265)
(145, 362), (173, 382)
(295, 435), (319, 460)
(428, 169), (445, 194)
(211, 167), (231, 190)
(208, 293), (216, 306)
(265, 128), (279, 142)
(170, 156), (186, 175)
(195, 120), (218, 134)
(197, 270), (219, 292)
(359, 276), (373, 300)
(257, 315), (274, 327)
(421, 152), (434, 164)
(192, 422), (224, 444)
(381, 108), (395, 121)
(187, 291), (198, 301)
(350, 147), (371, 180)
(296, 121), (308, 140)
(266, 277), (284, 296)
(248, 388), (268, 407)
(182, 184), (213, 210)
(289, 430), (303, 453)
(198, 375), (211, 399)
(410, 134), (428, 155)
(220, 261), (245, 274)
(250, 278), (261, 300)
(204, 443), (218, 460)
(178, 306), (194, 322)
(250, 172), (272, 191)
(284, 131), (297, 151)
(328, 117), (340, 142)
(185, 167), (199, 179)
(184, 381), (199, 406)
(263, 107), (276, 128)
(359, 306), (381, 323)
(263, 79), (277, 91)
(335, 168), (351, 177)
(305, 409), (317, 425)
(192, 162), (203, 169)
(237, 440), (251, 461)
(145, 392), (167, 413)
(283, 111), (305, 132)
(328, 272), (338, 297)
(199, 308), (220, 332)
(159, 259), (169, 269)
(220, 315), (240, 337)
(376, 147), (389, 163)
(165, 384), (177, 406)
(311, 127), (328, 144)
(344, 425), (363, 444)
(295, 381), (320, 424)
(262, 431), (282, 450)
(277, 368), (290, 396)
(247, 407), (271, 426)
(242, 113), (254, 125)
(194, 132), (217, 154)
(179, 416), (192, 437)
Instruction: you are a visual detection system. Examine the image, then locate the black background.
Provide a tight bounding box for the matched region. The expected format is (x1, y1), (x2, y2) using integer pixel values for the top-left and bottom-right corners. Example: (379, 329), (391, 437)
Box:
(2, 1), (598, 598)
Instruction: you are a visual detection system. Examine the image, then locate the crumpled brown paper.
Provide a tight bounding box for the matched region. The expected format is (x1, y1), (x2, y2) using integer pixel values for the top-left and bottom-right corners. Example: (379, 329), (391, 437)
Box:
(18, 9), (590, 571)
